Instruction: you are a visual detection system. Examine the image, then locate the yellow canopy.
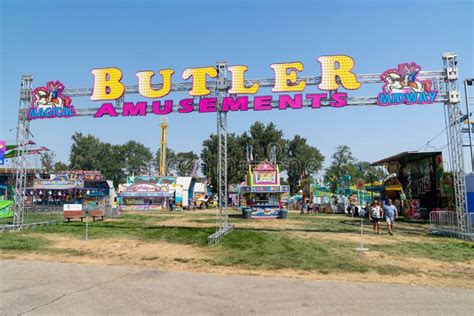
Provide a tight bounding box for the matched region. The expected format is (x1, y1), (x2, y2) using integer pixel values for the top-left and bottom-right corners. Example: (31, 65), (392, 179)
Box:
(385, 184), (403, 191)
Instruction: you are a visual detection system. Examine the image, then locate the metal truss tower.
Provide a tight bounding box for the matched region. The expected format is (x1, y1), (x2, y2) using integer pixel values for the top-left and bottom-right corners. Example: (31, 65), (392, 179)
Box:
(443, 53), (469, 234)
(208, 62), (233, 244)
(13, 75), (33, 228)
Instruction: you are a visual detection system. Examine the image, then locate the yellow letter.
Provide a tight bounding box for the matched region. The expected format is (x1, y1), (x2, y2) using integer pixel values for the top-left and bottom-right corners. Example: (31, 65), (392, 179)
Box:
(91, 68), (125, 100)
(317, 55), (361, 90)
(182, 67), (217, 96)
(228, 65), (259, 94)
(136, 69), (174, 98)
(270, 62), (306, 93)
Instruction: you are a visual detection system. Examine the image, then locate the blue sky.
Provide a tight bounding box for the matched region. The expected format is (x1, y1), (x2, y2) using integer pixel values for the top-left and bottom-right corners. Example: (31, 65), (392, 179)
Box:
(1, 0), (473, 171)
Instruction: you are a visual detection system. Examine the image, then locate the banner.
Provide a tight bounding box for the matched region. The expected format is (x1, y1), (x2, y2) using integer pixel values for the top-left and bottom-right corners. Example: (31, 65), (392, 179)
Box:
(0, 141), (5, 165)
(30, 57), (440, 121)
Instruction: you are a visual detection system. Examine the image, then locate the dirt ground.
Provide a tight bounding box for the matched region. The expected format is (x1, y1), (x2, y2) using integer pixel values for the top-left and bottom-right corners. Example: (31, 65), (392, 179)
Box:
(2, 210), (473, 288)
(3, 233), (473, 288)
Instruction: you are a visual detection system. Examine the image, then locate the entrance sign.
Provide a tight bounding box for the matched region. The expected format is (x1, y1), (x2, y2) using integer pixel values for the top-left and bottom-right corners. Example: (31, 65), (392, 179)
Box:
(28, 56), (442, 121)
(13, 52), (467, 244)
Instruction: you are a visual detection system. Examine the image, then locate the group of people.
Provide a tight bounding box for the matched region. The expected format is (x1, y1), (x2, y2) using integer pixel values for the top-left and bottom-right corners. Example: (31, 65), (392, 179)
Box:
(168, 198), (209, 211)
(368, 199), (398, 235)
(300, 201), (320, 214)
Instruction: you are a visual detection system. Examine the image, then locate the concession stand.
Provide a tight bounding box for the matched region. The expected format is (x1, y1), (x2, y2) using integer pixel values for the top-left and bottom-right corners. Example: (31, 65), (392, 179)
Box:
(118, 176), (173, 210)
(239, 160), (289, 219)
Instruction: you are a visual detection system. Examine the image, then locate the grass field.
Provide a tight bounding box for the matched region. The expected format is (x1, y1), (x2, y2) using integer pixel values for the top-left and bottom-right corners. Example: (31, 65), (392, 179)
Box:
(1, 209), (473, 288)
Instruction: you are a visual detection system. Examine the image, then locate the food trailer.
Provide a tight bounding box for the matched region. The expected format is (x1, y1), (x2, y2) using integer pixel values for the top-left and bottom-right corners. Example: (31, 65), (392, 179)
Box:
(239, 160), (289, 219)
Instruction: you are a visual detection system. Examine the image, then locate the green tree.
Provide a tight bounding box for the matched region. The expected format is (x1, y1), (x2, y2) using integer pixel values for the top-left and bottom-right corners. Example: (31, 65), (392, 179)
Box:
(325, 146), (387, 193)
(325, 145), (359, 192)
(201, 122), (325, 194)
(286, 135), (325, 194)
(69, 133), (103, 170)
(40, 150), (69, 173)
(353, 161), (386, 184)
(96, 143), (127, 186)
(69, 133), (127, 186)
(240, 121), (286, 163)
(175, 151), (199, 176)
(53, 161), (69, 172)
(201, 133), (245, 193)
(40, 151), (55, 174)
(121, 141), (153, 176)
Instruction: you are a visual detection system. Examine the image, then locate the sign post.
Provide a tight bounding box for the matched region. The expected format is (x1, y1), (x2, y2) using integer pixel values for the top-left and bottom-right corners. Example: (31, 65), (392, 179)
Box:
(355, 217), (369, 252)
(84, 217), (89, 241)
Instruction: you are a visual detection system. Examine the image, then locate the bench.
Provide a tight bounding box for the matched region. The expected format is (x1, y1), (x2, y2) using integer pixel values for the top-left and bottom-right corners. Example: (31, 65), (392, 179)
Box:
(90, 210), (105, 221)
(64, 210), (85, 222)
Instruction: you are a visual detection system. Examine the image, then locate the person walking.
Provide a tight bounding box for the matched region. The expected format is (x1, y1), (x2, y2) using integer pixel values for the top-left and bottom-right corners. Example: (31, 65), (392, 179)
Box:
(300, 201), (306, 215)
(369, 201), (382, 234)
(383, 199), (398, 235)
(308, 202), (313, 214)
(331, 195), (338, 213)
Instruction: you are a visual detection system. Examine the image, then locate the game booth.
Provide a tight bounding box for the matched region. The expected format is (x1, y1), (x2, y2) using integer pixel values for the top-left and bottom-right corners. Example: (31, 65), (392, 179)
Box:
(239, 161), (290, 219)
(22, 171), (110, 206)
(372, 151), (452, 220)
(311, 184), (334, 212)
(118, 176), (175, 210)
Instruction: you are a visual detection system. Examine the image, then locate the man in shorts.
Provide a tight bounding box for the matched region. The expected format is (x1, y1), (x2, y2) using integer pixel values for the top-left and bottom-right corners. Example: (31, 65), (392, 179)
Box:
(383, 199), (398, 235)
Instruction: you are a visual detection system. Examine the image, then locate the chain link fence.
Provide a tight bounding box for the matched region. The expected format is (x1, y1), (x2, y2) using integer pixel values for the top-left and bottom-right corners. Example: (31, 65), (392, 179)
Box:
(429, 210), (474, 241)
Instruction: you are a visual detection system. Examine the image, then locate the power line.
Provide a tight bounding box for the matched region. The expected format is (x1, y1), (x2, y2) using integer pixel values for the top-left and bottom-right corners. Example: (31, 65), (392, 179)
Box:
(417, 111), (473, 152)
(417, 127), (447, 151)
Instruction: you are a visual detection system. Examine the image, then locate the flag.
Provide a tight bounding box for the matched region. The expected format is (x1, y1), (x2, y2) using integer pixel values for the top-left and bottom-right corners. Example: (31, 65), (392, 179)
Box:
(0, 140), (5, 165)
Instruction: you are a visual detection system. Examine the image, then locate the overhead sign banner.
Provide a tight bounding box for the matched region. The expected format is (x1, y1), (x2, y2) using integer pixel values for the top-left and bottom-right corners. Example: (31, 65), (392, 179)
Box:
(28, 56), (440, 121)
(28, 81), (76, 120)
(0, 140), (5, 165)
(377, 63), (437, 106)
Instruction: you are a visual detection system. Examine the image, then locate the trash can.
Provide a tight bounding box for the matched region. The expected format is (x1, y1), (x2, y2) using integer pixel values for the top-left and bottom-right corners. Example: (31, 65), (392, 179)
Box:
(243, 208), (252, 219)
(280, 209), (288, 219)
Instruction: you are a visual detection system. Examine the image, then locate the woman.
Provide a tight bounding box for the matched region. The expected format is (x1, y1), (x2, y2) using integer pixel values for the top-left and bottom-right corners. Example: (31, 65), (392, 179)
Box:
(369, 201), (383, 234)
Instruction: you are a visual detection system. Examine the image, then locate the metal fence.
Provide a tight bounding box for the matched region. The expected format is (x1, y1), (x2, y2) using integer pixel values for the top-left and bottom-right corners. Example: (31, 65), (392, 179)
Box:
(429, 210), (474, 241)
(1, 204), (63, 231)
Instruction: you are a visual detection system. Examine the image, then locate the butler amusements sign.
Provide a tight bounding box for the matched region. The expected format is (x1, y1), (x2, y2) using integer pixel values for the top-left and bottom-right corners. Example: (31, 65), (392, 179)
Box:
(27, 56), (438, 120)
